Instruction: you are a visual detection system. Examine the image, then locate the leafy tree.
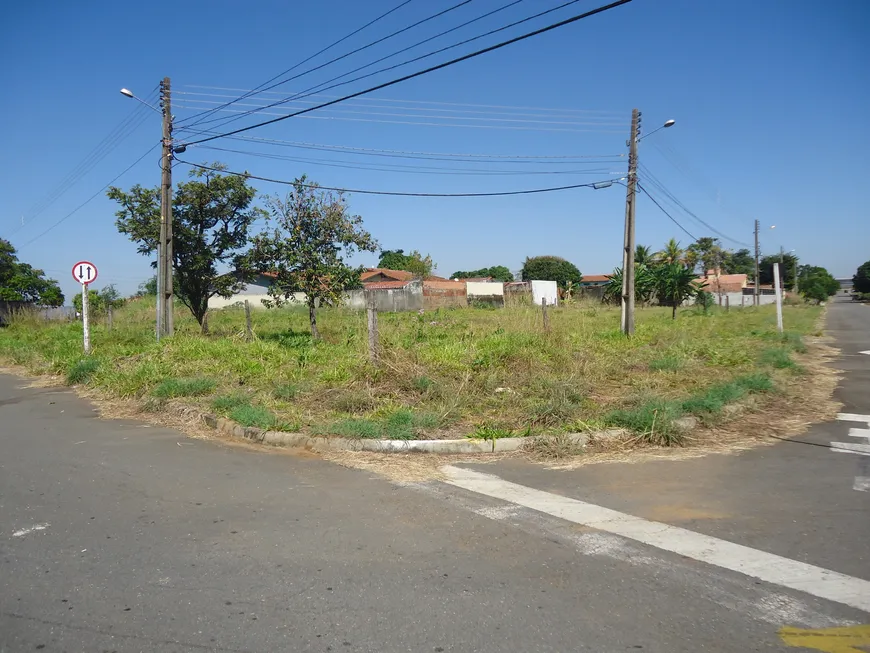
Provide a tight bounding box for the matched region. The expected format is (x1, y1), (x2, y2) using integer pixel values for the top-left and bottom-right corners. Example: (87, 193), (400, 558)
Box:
(73, 289), (104, 315)
(377, 249), (434, 277)
(602, 264), (657, 305)
(634, 244), (654, 266)
(451, 265), (514, 282)
(759, 253), (799, 290)
(721, 248), (754, 277)
(686, 237), (723, 275)
(137, 275), (158, 297)
(247, 178), (378, 339)
(656, 263), (703, 319)
(0, 238), (64, 306)
(656, 238), (685, 266)
(853, 260), (870, 294)
(798, 265), (840, 303)
(108, 163), (267, 330)
(520, 255), (582, 289)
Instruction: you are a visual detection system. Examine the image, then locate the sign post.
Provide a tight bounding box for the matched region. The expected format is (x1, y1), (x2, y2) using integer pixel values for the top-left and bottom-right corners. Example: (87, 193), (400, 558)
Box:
(72, 261), (98, 354)
(773, 262), (784, 333)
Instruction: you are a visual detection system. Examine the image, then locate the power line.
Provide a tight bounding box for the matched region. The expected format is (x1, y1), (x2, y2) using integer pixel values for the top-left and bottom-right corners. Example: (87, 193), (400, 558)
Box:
(18, 145), (159, 249)
(179, 0), (632, 145)
(178, 86), (622, 116)
(178, 0), (475, 129)
(197, 144), (620, 175)
(176, 0), (416, 127)
(635, 183), (698, 241)
(9, 89), (158, 236)
(639, 163), (752, 247)
(175, 158), (622, 197)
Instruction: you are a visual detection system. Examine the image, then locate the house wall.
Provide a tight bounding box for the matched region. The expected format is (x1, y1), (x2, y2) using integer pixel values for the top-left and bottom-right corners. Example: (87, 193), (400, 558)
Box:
(423, 280), (467, 309)
(466, 281), (504, 308)
(346, 281), (424, 312)
(208, 283), (308, 310)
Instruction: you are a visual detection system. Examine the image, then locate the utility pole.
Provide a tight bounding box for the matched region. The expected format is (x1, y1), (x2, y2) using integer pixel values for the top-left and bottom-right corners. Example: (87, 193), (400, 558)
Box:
(621, 108), (640, 335)
(753, 219), (760, 306)
(159, 77), (174, 337)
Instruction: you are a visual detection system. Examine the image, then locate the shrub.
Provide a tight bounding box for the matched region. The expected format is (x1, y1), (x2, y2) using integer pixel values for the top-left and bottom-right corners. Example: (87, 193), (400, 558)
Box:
(760, 347), (799, 370)
(272, 383), (298, 400)
(212, 393), (251, 412)
(229, 404), (280, 430)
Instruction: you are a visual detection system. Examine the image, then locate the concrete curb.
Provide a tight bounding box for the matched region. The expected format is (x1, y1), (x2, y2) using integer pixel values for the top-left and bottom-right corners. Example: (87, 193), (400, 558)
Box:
(198, 411), (608, 454)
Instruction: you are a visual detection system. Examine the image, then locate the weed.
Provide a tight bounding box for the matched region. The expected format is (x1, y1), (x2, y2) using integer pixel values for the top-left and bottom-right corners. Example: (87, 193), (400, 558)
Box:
(212, 393), (251, 413)
(66, 358), (99, 385)
(604, 399), (682, 446)
(330, 388), (375, 414)
(272, 383), (299, 401)
(469, 423), (518, 440)
(319, 418), (381, 439)
(523, 432), (584, 459)
(229, 404), (280, 430)
(760, 347), (800, 370)
(412, 375), (435, 393)
(649, 355), (683, 372)
(152, 377), (216, 398)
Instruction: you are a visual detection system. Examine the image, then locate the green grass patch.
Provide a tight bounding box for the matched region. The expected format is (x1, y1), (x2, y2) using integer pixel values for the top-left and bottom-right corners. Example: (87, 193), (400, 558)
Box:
(229, 404), (280, 430)
(152, 377), (216, 398)
(649, 355), (684, 372)
(759, 347), (801, 370)
(272, 383), (299, 401)
(66, 358), (99, 385)
(604, 398), (683, 446)
(212, 393), (251, 413)
(318, 418), (381, 439)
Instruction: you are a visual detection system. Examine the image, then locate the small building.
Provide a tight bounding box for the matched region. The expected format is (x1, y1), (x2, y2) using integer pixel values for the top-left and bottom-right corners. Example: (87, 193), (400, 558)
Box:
(696, 272), (748, 294)
(579, 274), (611, 288)
(360, 268), (415, 284)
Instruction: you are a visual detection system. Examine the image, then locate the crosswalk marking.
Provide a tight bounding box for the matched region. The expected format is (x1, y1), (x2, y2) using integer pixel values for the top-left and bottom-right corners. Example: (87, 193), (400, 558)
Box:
(836, 414), (870, 425)
(442, 465), (870, 613)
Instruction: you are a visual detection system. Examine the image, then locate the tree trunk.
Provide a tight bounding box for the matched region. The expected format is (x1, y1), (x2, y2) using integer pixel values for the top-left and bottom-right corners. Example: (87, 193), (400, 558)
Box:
(672, 298), (677, 320)
(308, 297), (319, 340)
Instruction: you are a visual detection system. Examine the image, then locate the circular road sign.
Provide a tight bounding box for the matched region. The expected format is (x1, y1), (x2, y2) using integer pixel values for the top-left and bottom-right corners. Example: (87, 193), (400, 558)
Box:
(72, 261), (99, 285)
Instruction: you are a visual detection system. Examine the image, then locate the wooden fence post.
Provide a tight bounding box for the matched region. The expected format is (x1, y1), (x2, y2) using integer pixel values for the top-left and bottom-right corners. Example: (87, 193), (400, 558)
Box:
(366, 294), (379, 365)
(107, 304), (113, 331)
(542, 297), (550, 333)
(725, 295), (730, 312)
(244, 300), (253, 342)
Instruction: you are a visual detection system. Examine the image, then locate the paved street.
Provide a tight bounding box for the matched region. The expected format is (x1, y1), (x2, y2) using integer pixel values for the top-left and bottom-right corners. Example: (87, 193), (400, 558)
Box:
(2, 298), (868, 652)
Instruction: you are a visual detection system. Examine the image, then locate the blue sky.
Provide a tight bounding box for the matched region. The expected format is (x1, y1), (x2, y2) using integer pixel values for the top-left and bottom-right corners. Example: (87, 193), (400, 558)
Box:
(1, 0), (867, 301)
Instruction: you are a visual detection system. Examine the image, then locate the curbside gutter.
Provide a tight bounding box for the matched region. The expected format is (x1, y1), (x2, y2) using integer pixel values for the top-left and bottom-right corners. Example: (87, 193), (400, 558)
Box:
(199, 411), (608, 454)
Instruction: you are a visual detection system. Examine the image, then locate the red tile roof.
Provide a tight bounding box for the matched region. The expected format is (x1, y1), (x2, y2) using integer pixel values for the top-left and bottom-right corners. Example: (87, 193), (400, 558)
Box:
(582, 274), (611, 283)
(696, 273), (748, 293)
(363, 280), (412, 290)
(360, 268), (415, 282)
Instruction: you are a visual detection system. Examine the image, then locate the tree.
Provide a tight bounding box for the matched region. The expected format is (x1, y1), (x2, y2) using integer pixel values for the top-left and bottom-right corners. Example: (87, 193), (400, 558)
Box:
(450, 265), (514, 282)
(686, 237), (723, 275)
(634, 244), (654, 266)
(656, 238), (684, 266)
(247, 178), (378, 339)
(799, 265), (840, 303)
(603, 265), (658, 305)
(377, 249), (434, 277)
(0, 238), (64, 306)
(721, 248), (754, 277)
(108, 163), (267, 330)
(853, 260), (870, 294)
(520, 256), (582, 289)
(655, 263), (703, 319)
(759, 253), (799, 290)
(137, 275), (158, 297)
(73, 289), (104, 315)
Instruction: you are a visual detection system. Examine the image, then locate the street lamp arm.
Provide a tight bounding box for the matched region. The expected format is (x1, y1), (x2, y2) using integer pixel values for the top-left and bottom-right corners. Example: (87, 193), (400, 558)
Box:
(120, 88), (160, 113)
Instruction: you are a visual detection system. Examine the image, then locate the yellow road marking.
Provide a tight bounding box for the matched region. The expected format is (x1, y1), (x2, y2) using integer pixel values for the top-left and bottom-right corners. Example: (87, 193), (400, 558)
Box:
(779, 624), (870, 653)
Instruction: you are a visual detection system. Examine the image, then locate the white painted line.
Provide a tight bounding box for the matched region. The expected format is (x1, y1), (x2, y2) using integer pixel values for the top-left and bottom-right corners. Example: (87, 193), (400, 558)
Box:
(859, 350), (870, 356)
(848, 428), (870, 443)
(441, 466), (870, 613)
(854, 477), (870, 492)
(836, 413), (870, 425)
(12, 523), (49, 537)
(830, 442), (870, 456)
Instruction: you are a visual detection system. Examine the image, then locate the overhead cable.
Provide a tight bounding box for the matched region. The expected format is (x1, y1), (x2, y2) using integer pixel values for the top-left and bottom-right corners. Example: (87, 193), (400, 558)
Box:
(179, 0), (632, 145)
(635, 183), (698, 241)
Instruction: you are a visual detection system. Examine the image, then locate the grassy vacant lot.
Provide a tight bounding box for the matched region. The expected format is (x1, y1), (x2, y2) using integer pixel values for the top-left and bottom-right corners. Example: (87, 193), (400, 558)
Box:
(0, 298), (821, 444)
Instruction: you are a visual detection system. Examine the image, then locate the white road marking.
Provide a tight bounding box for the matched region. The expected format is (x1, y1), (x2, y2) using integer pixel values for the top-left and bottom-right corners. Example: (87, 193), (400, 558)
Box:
(854, 477), (870, 492)
(442, 466), (870, 613)
(830, 442), (870, 456)
(836, 413), (870, 425)
(12, 523), (49, 537)
(859, 350), (870, 355)
(847, 428), (870, 442)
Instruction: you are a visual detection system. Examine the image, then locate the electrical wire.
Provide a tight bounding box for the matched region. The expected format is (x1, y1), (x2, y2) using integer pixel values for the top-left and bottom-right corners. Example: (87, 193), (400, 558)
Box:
(17, 144), (159, 249)
(635, 183), (698, 241)
(197, 144), (620, 175)
(181, 85), (622, 116)
(9, 89), (158, 236)
(639, 163), (752, 247)
(175, 158), (622, 197)
(178, 0), (632, 143)
(179, 0), (584, 133)
(177, 0), (475, 129)
(175, 0), (417, 127)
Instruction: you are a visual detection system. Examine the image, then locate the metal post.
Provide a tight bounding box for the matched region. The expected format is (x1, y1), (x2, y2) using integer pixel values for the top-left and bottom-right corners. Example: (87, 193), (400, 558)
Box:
(773, 263), (783, 333)
(160, 76), (174, 337)
(82, 282), (91, 354)
(621, 108), (640, 335)
(754, 219), (760, 307)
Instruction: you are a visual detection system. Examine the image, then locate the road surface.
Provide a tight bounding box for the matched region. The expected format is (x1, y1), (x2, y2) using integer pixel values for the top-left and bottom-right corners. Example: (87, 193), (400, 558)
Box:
(1, 298), (868, 652)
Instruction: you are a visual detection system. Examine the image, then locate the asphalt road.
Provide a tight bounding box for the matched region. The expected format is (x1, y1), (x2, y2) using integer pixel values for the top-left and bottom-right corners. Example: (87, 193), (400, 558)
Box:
(1, 298), (868, 652)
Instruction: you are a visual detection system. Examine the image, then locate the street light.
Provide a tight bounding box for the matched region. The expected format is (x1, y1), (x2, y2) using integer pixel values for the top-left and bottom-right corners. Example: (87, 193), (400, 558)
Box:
(638, 119), (676, 142)
(119, 87), (160, 113)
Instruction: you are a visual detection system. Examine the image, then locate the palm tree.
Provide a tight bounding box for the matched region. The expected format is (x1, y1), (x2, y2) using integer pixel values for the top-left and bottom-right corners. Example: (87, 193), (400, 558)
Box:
(655, 263), (703, 319)
(634, 244), (654, 266)
(656, 238), (684, 265)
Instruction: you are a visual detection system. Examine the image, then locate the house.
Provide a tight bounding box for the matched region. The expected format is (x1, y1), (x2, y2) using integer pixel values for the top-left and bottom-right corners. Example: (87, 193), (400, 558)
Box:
(207, 272), (309, 310)
(360, 268), (415, 284)
(696, 271), (748, 294)
(579, 274), (611, 288)
(454, 276), (494, 283)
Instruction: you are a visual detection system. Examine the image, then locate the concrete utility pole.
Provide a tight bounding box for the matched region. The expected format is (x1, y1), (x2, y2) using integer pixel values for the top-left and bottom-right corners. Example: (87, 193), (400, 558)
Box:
(754, 219), (760, 306)
(160, 77), (174, 337)
(620, 108), (640, 336)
